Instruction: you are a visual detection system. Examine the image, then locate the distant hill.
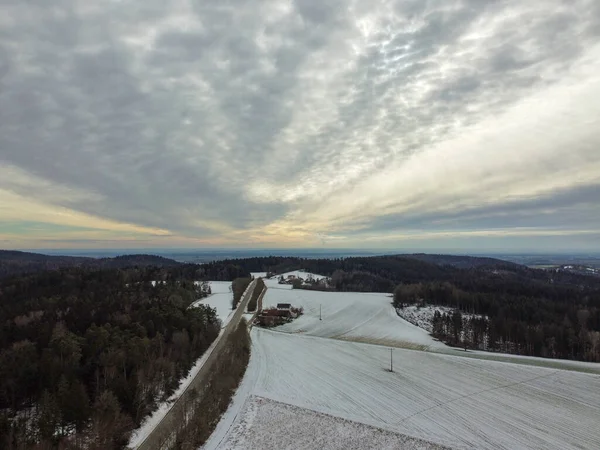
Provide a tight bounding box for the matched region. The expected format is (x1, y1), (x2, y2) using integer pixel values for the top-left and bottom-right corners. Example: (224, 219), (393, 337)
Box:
(399, 253), (522, 270)
(0, 250), (181, 279)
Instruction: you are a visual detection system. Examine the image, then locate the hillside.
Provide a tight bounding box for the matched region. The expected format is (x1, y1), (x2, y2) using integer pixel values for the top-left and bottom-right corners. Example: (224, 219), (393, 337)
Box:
(0, 250), (181, 279)
(209, 254), (600, 292)
(399, 253), (522, 269)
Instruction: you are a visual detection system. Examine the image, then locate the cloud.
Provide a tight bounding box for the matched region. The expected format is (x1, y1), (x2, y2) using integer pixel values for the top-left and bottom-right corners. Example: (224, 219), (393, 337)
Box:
(0, 0), (599, 249)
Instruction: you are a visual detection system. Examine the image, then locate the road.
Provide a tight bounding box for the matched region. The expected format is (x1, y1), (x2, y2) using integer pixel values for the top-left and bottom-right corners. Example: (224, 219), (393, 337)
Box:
(134, 279), (259, 450)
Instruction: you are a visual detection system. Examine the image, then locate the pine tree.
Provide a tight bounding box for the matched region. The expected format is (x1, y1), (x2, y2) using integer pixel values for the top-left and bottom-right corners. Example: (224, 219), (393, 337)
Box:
(69, 380), (91, 432)
(37, 390), (60, 441)
(89, 391), (132, 450)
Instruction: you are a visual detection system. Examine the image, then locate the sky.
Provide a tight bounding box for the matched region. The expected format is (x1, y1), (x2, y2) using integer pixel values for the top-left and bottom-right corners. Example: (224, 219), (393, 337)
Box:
(1, 0), (599, 252)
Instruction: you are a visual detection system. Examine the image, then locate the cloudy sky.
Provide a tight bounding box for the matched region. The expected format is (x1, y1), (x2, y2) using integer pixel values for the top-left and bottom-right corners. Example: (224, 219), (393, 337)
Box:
(1, 0), (599, 252)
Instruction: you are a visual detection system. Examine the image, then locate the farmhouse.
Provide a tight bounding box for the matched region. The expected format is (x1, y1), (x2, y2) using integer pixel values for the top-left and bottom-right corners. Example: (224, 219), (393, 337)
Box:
(257, 304), (303, 327)
(277, 303), (292, 313)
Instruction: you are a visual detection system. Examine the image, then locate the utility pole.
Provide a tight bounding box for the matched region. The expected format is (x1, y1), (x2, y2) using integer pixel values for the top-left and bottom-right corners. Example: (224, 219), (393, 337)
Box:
(390, 348), (393, 372)
(319, 304), (322, 321)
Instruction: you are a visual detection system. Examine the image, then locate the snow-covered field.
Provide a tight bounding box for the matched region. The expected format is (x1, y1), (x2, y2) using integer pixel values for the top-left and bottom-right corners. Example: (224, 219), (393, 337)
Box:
(262, 288), (446, 350)
(208, 281), (233, 294)
(262, 277), (292, 290)
(207, 328), (600, 450)
(261, 270), (328, 290)
(278, 270), (328, 281)
(214, 396), (450, 450)
(191, 281), (234, 327)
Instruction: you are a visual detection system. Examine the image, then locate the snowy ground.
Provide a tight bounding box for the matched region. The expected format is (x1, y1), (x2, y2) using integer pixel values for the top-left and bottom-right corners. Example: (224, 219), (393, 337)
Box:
(206, 328), (600, 450)
(263, 277), (292, 290)
(396, 305), (485, 333)
(262, 288), (446, 350)
(215, 396), (450, 450)
(191, 281), (234, 328)
(262, 270), (328, 289)
(208, 281), (233, 294)
(278, 269), (328, 281)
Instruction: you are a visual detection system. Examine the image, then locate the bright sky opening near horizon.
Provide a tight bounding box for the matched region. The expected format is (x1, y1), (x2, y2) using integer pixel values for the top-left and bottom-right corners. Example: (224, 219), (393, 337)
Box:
(1, 0), (599, 252)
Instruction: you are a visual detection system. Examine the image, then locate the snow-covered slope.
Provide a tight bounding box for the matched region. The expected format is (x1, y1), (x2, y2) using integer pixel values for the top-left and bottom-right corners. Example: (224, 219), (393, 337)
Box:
(278, 270), (328, 281)
(191, 281), (233, 327)
(262, 277), (292, 290)
(208, 281), (233, 294)
(262, 270), (328, 289)
(207, 328), (600, 450)
(263, 288), (446, 350)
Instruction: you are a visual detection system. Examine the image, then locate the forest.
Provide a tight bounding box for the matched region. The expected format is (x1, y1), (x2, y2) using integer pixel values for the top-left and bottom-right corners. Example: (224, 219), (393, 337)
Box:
(0, 251), (181, 280)
(0, 263), (248, 449)
(0, 251), (253, 281)
(393, 281), (600, 362)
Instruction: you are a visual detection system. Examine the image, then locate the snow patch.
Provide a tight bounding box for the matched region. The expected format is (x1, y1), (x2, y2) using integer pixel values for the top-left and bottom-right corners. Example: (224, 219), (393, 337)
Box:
(213, 396), (450, 450)
(190, 282), (236, 327)
(263, 277), (292, 290)
(277, 270), (328, 281)
(207, 281), (233, 294)
(263, 270), (329, 289)
(396, 305), (484, 333)
(192, 293), (234, 328)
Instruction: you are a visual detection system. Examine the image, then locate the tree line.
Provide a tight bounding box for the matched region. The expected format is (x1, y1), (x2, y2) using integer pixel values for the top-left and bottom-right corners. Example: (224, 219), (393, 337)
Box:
(231, 278), (252, 309)
(394, 281), (600, 362)
(0, 250), (253, 281)
(247, 278), (265, 312)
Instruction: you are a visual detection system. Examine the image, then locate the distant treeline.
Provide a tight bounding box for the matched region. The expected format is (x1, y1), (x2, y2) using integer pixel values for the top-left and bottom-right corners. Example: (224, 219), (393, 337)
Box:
(0, 251), (181, 279)
(0, 250), (254, 280)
